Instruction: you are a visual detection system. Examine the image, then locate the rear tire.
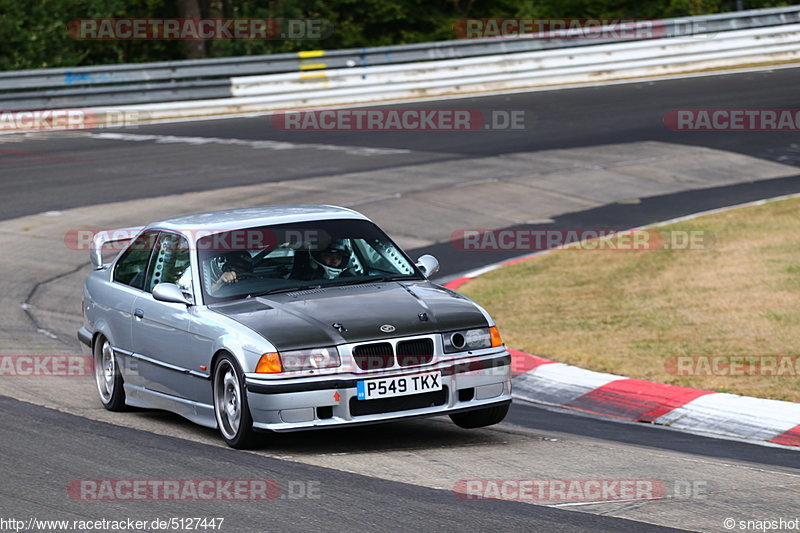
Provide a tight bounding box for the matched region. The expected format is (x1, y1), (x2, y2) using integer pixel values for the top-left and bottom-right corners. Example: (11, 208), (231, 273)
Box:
(94, 336), (126, 411)
(449, 403), (509, 429)
(213, 354), (257, 449)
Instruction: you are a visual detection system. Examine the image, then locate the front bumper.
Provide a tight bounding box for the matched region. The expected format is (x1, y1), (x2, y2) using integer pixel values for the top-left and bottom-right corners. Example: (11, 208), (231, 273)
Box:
(244, 351), (512, 432)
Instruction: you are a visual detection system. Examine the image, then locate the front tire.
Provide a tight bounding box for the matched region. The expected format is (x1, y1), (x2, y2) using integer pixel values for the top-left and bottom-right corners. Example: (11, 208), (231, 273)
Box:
(213, 354), (256, 449)
(449, 403), (509, 429)
(94, 336), (126, 411)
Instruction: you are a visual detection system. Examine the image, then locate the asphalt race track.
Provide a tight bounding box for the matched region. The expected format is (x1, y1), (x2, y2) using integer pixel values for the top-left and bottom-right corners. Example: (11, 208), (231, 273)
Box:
(1, 67), (799, 532)
(2, 68), (800, 221)
(0, 396), (687, 533)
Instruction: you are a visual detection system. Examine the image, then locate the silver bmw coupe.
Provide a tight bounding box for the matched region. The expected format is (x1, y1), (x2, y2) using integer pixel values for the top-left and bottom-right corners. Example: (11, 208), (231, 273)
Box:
(79, 205), (512, 448)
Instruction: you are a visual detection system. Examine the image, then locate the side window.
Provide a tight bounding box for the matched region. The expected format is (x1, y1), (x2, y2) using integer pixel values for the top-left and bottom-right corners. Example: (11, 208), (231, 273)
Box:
(353, 239), (414, 275)
(145, 233), (192, 295)
(113, 232), (158, 290)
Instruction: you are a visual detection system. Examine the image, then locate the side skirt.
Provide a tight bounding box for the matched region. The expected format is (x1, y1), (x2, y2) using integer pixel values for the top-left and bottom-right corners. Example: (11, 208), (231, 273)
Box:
(124, 383), (217, 429)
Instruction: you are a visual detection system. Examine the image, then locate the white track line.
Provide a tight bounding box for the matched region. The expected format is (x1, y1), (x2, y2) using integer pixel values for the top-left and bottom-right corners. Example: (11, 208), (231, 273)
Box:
(85, 132), (412, 156)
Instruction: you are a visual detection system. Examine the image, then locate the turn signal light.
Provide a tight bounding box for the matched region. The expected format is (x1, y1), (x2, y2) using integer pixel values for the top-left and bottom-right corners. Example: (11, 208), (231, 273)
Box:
(256, 352), (282, 373)
(489, 326), (503, 348)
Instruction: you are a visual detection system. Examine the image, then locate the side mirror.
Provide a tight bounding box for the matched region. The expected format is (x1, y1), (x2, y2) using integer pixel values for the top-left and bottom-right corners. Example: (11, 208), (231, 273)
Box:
(416, 254), (440, 278)
(152, 283), (193, 305)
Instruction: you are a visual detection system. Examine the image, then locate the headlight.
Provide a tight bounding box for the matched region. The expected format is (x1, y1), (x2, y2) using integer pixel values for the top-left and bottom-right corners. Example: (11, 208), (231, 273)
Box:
(256, 347), (340, 373)
(443, 326), (503, 353)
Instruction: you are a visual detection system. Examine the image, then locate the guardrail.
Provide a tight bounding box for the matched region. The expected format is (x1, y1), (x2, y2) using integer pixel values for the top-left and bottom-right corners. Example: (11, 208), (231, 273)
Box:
(0, 5), (799, 115)
(90, 23), (797, 124)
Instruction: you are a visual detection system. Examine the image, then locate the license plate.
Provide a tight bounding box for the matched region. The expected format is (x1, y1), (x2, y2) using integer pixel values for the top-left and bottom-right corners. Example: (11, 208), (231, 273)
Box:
(356, 372), (442, 400)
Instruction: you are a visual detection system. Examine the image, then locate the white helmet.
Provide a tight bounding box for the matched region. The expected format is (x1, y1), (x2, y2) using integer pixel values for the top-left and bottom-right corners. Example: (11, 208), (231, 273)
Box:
(310, 240), (351, 279)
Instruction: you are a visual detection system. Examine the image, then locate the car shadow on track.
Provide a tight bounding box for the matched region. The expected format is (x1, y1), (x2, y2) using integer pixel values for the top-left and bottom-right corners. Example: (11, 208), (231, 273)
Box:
(123, 406), (519, 454)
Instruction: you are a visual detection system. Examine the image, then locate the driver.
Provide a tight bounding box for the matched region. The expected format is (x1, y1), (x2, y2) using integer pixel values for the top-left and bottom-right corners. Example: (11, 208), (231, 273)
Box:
(210, 251), (254, 293)
(308, 240), (353, 280)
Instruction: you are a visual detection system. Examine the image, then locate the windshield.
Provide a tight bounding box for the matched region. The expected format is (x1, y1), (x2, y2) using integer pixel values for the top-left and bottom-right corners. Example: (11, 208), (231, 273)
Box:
(197, 218), (422, 302)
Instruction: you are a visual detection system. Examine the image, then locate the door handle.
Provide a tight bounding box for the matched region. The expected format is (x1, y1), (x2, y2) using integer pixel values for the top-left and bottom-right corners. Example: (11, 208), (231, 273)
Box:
(134, 308), (144, 320)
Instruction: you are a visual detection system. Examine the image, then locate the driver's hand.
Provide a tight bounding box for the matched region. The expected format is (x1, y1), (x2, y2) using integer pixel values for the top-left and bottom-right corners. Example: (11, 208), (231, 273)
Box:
(220, 271), (238, 284)
(212, 271), (238, 292)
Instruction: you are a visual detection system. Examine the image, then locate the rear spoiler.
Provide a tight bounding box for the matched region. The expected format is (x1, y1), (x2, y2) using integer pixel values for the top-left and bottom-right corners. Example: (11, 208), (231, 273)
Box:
(90, 226), (145, 269)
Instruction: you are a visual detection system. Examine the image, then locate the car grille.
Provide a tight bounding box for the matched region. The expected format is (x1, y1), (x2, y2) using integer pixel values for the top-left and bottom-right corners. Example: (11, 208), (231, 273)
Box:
(396, 338), (434, 367)
(350, 386), (449, 416)
(352, 342), (394, 370)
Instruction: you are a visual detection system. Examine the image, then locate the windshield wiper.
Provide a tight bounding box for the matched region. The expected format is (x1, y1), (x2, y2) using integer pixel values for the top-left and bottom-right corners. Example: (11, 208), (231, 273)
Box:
(379, 275), (421, 282)
(325, 275), (420, 287)
(324, 277), (382, 288)
(257, 285), (320, 296)
(258, 276), (421, 295)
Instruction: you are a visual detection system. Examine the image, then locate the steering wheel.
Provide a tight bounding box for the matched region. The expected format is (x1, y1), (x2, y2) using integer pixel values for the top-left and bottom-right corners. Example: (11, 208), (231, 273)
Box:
(209, 255), (259, 282)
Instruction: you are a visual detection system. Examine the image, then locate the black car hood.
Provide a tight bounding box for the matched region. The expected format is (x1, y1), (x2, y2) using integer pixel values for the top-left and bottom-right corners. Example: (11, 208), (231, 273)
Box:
(209, 281), (489, 350)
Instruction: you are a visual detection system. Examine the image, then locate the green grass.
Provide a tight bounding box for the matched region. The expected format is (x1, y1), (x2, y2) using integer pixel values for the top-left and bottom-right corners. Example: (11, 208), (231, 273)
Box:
(461, 197), (800, 402)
